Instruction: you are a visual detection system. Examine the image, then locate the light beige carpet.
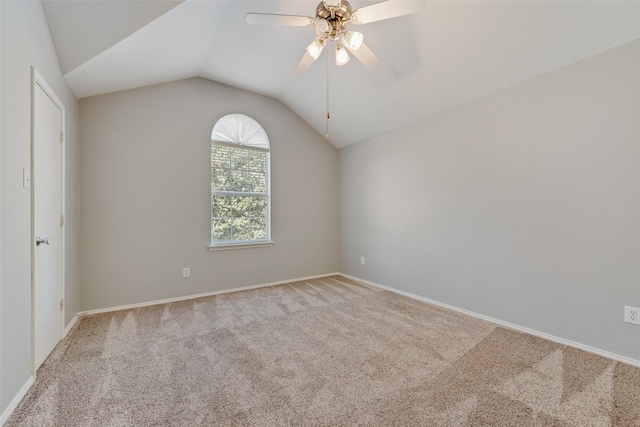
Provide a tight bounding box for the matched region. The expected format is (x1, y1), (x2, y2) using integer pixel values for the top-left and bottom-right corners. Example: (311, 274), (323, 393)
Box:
(6, 275), (640, 426)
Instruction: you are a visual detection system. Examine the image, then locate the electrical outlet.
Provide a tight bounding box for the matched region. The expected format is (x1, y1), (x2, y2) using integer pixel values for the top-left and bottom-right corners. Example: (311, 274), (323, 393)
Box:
(360, 257), (365, 265)
(624, 306), (640, 325)
(182, 267), (190, 278)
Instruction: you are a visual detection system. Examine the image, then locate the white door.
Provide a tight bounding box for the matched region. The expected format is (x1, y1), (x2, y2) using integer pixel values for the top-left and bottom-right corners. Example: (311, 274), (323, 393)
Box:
(32, 69), (64, 370)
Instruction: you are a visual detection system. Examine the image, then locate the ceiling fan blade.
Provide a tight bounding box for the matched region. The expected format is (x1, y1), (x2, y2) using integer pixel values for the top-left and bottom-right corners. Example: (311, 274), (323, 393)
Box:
(294, 51), (316, 74)
(344, 41), (381, 69)
(245, 13), (315, 27)
(351, 1), (424, 25)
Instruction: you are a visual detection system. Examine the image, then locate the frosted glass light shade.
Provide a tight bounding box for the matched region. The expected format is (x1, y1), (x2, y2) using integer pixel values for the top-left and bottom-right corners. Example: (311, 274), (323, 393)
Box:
(344, 31), (364, 51)
(307, 38), (325, 60)
(211, 114), (270, 150)
(335, 44), (350, 66)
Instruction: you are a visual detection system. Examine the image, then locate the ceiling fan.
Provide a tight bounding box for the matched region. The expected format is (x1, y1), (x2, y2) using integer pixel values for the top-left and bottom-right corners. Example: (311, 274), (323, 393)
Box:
(245, 0), (423, 73)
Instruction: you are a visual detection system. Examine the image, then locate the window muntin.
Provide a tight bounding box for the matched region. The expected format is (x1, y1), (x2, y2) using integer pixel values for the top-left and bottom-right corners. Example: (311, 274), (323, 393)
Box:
(210, 114), (270, 247)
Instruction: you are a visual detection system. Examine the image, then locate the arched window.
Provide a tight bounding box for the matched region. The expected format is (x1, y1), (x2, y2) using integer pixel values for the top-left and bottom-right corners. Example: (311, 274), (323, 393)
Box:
(210, 114), (271, 249)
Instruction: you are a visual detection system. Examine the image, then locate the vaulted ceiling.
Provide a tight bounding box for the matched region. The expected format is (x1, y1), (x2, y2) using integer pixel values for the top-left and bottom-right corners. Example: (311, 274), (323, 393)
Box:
(42, 0), (640, 148)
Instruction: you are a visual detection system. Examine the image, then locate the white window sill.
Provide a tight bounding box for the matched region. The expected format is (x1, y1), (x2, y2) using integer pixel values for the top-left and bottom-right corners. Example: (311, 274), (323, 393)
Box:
(208, 241), (274, 251)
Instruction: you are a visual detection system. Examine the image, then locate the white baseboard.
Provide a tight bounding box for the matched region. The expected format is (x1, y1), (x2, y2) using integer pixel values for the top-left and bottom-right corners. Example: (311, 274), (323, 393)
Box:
(340, 273), (640, 368)
(64, 314), (78, 337)
(78, 272), (342, 317)
(0, 376), (34, 426)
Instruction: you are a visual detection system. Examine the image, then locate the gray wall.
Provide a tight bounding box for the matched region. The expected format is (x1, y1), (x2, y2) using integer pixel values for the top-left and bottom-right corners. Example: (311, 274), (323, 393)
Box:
(79, 78), (339, 311)
(0, 0), (80, 416)
(339, 39), (640, 360)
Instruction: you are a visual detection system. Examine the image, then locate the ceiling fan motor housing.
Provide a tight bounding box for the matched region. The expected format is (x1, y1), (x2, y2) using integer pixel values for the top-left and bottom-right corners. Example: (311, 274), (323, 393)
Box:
(316, 0), (352, 40)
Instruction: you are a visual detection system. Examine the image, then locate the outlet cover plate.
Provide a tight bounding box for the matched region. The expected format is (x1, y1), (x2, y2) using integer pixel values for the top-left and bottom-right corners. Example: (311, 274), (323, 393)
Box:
(624, 306), (640, 325)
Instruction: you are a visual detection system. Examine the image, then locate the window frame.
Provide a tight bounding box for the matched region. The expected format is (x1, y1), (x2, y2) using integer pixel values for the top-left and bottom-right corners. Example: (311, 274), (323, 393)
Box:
(209, 115), (273, 251)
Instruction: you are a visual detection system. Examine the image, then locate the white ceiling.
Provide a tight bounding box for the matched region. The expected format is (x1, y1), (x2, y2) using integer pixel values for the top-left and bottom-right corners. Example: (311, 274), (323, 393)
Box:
(42, 0), (640, 148)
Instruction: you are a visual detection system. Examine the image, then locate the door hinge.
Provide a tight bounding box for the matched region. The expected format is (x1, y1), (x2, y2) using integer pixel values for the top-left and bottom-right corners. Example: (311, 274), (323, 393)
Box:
(60, 131), (64, 143)
(60, 299), (64, 311)
(60, 215), (65, 226)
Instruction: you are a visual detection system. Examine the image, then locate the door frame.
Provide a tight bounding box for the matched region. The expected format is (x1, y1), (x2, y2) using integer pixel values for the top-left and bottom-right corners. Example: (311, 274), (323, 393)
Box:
(30, 67), (66, 374)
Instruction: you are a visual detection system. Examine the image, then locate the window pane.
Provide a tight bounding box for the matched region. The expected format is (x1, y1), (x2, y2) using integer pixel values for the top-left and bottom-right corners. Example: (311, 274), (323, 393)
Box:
(250, 197), (267, 218)
(211, 146), (230, 169)
(250, 151), (267, 172)
(250, 171), (265, 193)
(230, 148), (247, 170)
(232, 162), (247, 191)
(231, 218), (251, 241)
(212, 146), (233, 191)
(209, 195), (268, 243)
(212, 218), (232, 241)
(212, 195), (231, 219)
(212, 169), (229, 191)
(232, 196), (251, 219)
(250, 218), (267, 240)
(232, 170), (251, 192)
(213, 145), (267, 195)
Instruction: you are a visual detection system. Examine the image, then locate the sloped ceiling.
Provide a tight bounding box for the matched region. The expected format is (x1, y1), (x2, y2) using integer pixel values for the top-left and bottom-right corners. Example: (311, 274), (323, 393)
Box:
(41, 0), (185, 73)
(42, 0), (640, 148)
